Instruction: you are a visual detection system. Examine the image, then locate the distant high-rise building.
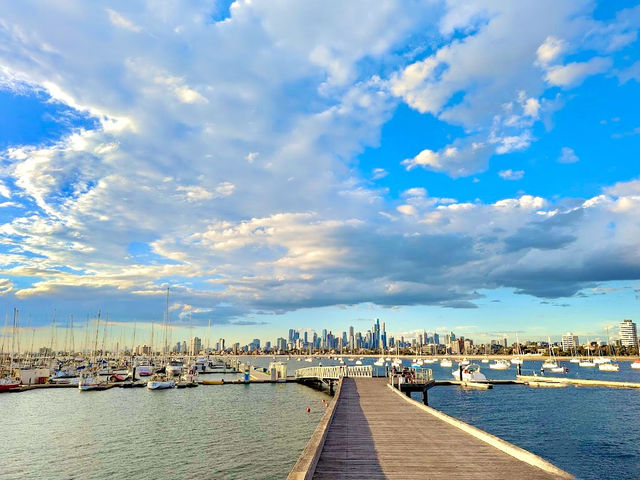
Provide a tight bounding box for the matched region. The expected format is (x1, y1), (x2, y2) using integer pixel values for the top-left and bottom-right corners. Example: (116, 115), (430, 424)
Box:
(190, 337), (202, 355)
(619, 319), (638, 347)
(433, 333), (440, 345)
(561, 332), (579, 352)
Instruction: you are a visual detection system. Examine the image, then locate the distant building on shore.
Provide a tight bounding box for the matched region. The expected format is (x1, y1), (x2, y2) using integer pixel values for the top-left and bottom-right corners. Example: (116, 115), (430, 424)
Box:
(619, 319), (638, 347)
(561, 332), (579, 351)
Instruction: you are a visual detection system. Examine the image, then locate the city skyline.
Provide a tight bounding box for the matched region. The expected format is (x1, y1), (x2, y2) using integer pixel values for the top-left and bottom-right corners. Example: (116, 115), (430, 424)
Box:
(0, 2), (639, 339)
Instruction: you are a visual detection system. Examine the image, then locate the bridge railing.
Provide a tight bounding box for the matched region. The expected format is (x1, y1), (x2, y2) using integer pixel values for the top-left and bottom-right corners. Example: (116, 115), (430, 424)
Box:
(295, 365), (373, 380)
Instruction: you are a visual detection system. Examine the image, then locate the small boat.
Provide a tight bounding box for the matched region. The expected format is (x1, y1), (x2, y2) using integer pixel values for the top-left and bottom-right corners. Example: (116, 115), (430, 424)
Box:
(452, 364), (487, 382)
(459, 358), (470, 366)
(631, 359), (640, 370)
(202, 379), (225, 385)
(166, 360), (183, 377)
(579, 360), (595, 368)
(551, 366), (568, 373)
(489, 359), (511, 370)
(355, 360), (363, 365)
(481, 358), (489, 364)
(598, 362), (620, 372)
(0, 377), (21, 391)
(440, 358), (453, 368)
(373, 357), (385, 367)
(305, 357), (313, 363)
(78, 372), (108, 391)
(541, 360), (558, 370)
(147, 373), (175, 390)
(511, 357), (524, 365)
(569, 357), (580, 364)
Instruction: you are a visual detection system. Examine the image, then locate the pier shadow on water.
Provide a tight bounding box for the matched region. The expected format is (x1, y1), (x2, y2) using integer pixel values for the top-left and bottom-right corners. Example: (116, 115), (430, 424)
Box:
(312, 378), (387, 479)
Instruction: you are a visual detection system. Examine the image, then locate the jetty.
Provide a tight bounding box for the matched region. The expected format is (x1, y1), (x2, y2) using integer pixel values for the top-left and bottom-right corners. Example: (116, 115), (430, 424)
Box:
(517, 375), (640, 389)
(288, 376), (573, 479)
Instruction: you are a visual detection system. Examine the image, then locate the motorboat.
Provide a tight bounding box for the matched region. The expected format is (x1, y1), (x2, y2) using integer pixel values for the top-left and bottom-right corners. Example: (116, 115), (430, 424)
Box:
(452, 364), (487, 382)
(0, 377), (21, 391)
(166, 360), (183, 377)
(489, 359), (511, 370)
(440, 358), (453, 368)
(147, 373), (175, 390)
(631, 359), (640, 370)
(551, 366), (568, 373)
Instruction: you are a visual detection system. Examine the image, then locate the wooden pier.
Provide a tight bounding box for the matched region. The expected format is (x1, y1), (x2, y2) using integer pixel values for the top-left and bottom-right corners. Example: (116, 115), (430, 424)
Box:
(288, 377), (573, 479)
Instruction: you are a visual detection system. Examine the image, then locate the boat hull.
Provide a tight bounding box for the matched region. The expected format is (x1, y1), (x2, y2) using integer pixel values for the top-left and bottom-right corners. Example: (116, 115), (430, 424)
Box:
(147, 380), (175, 390)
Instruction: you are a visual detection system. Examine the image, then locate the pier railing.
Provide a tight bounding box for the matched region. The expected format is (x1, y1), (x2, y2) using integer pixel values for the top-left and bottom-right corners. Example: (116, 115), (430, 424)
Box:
(295, 365), (373, 380)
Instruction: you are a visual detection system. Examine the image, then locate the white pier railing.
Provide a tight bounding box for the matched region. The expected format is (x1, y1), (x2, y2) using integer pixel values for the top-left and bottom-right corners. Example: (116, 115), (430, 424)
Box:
(295, 365), (373, 380)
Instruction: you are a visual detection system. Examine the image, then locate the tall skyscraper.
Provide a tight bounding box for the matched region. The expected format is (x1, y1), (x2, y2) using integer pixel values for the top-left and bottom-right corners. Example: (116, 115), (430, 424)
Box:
(619, 319), (638, 347)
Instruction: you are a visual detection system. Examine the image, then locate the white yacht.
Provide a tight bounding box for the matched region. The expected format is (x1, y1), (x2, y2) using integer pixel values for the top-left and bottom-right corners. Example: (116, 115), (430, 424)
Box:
(598, 362), (619, 372)
(452, 364), (487, 382)
(166, 360), (183, 377)
(579, 360), (596, 367)
(459, 358), (470, 366)
(147, 373), (175, 390)
(489, 359), (511, 370)
(542, 359), (559, 370)
(440, 358), (453, 368)
(373, 357), (385, 367)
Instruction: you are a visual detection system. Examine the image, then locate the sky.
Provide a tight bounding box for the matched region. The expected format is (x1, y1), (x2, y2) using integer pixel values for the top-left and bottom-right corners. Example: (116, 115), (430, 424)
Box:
(0, 0), (640, 347)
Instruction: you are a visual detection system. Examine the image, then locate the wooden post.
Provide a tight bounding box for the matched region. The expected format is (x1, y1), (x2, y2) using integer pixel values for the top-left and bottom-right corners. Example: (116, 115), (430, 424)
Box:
(329, 379), (334, 396)
(422, 387), (428, 406)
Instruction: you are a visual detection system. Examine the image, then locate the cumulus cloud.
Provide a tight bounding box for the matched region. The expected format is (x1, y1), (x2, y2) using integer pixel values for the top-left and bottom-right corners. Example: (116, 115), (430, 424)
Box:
(558, 147), (579, 163)
(0, 1), (638, 327)
(544, 57), (612, 87)
(391, 1), (626, 177)
(498, 169), (525, 181)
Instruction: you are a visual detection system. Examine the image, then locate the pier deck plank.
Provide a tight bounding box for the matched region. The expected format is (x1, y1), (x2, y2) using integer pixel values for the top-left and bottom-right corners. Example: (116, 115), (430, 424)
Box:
(312, 378), (563, 479)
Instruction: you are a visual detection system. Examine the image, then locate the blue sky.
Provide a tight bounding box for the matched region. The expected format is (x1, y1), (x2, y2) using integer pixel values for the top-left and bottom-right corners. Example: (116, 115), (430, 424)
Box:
(0, 0), (639, 346)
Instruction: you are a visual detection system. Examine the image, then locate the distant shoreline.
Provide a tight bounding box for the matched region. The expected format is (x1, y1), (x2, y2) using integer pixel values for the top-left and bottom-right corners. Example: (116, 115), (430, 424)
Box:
(226, 354), (640, 361)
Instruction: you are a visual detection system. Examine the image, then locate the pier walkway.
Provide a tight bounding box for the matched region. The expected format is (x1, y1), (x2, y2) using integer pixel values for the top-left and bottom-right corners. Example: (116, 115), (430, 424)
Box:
(289, 377), (572, 479)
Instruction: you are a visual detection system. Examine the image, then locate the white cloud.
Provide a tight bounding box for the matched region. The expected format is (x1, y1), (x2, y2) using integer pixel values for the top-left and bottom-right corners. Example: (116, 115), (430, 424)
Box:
(246, 152), (259, 163)
(106, 9), (141, 33)
(498, 169), (525, 181)
(536, 36), (566, 65)
(372, 168), (388, 180)
(558, 146), (579, 163)
(544, 57), (612, 87)
(396, 204), (417, 215)
(0, 1), (638, 324)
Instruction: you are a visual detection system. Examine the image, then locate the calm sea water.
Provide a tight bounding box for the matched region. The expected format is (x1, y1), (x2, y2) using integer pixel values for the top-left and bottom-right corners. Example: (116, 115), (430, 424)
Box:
(2, 373), (327, 480)
(3, 357), (639, 479)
